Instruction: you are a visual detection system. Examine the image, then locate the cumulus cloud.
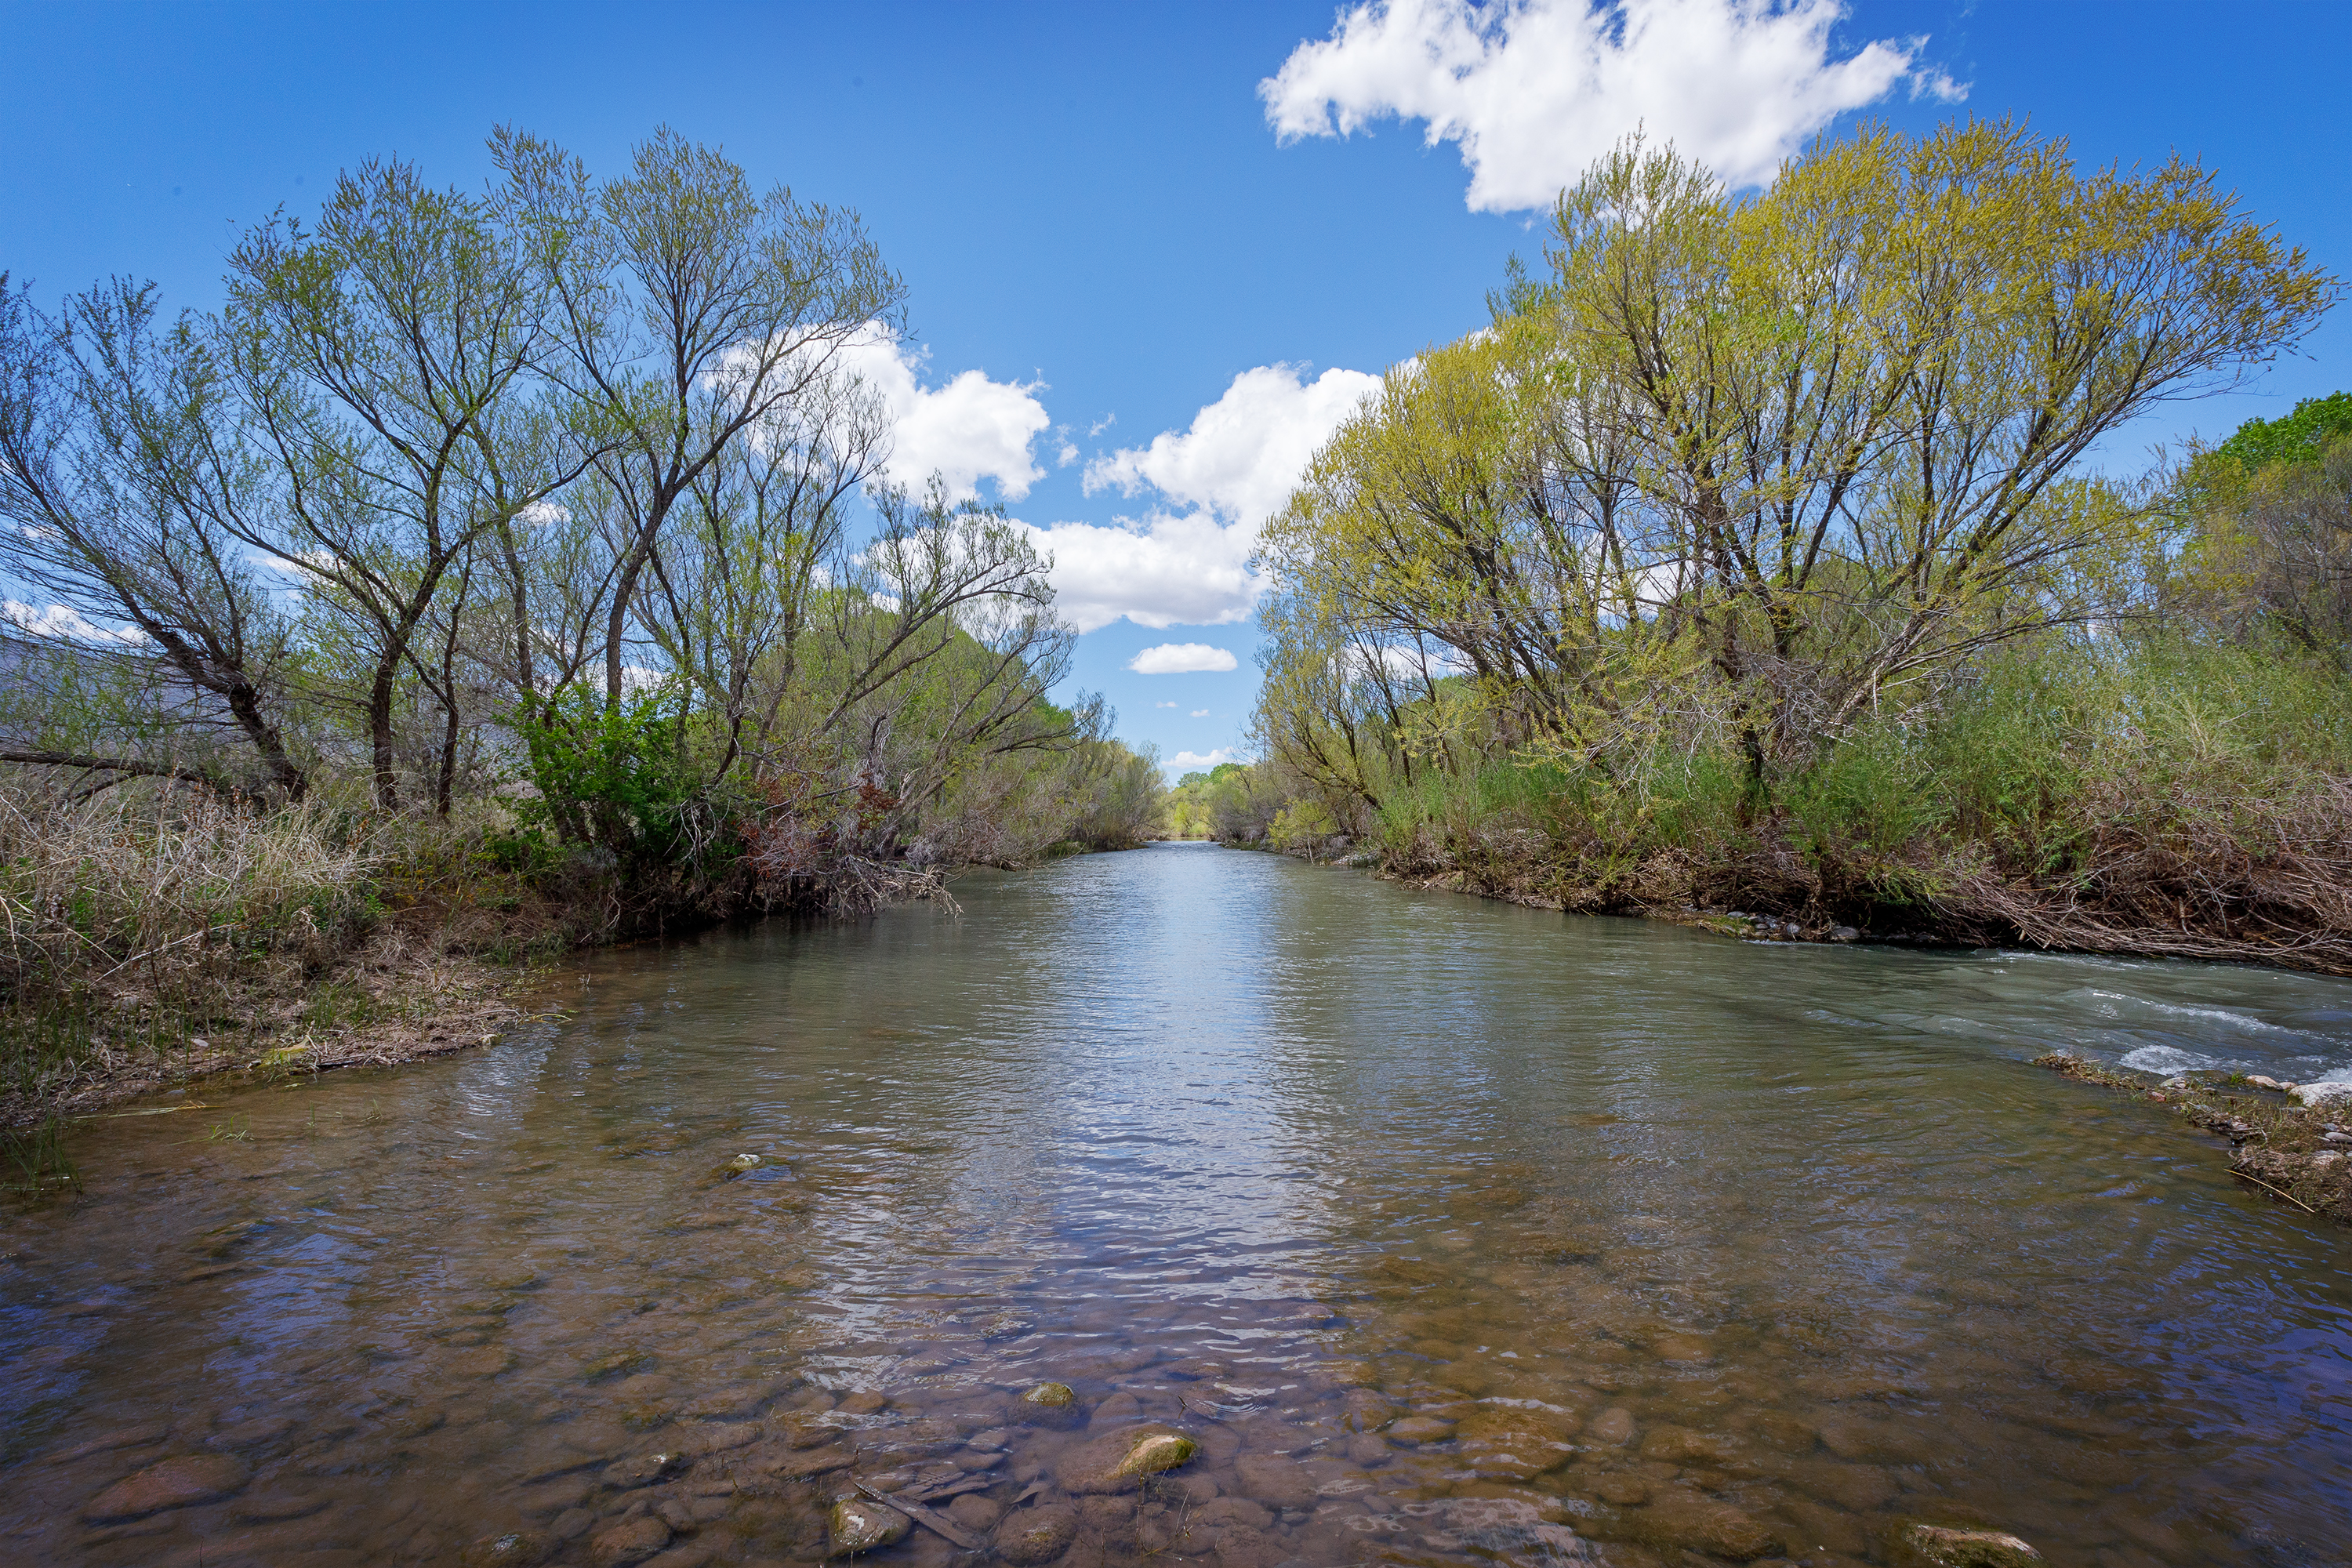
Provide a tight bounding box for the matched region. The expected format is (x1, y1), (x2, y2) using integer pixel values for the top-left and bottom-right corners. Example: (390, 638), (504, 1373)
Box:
(1128, 642), (1240, 674)
(1029, 363), (1379, 633)
(1261, 0), (1963, 212)
(1019, 512), (1259, 633)
(1190, 709), (1210, 717)
(1086, 363), (1381, 528)
(829, 329), (1051, 501)
(1167, 748), (1244, 771)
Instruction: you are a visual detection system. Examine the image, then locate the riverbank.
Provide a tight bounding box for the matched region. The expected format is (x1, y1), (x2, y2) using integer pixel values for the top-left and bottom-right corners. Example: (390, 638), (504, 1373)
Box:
(0, 924), (540, 1144)
(2033, 1052), (2352, 1225)
(1233, 825), (2352, 978)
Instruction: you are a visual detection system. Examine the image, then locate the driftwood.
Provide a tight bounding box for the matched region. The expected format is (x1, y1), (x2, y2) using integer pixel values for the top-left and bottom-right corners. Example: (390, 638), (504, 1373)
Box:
(855, 1480), (983, 1550)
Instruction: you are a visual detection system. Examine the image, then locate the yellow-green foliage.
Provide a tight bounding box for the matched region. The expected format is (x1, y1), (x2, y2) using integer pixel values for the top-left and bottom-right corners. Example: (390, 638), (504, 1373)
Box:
(1257, 117), (2335, 816)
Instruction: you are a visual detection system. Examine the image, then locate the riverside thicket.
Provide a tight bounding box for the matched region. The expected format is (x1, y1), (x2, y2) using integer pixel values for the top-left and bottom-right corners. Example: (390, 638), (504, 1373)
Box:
(0, 127), (1160, 1127)
(1222, 121), (2352, 971)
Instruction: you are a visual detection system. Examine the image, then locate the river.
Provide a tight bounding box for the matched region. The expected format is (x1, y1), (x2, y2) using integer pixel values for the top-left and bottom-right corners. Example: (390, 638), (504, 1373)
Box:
(5, 842), (2350, 1567)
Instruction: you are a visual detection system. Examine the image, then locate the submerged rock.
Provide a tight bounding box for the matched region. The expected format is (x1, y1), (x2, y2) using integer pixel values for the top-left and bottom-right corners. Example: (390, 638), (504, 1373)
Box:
(1064, 1425), (1200, 1493)
(586, 1515), (671, 1567)
(1020, 1381), (1083, 1427)
(1889, 1523), (2045, 1566)
(1452, 1406), (1581, 1481)
(460, 1531), (551, 1568)
(82, 1454), (249, 1523)
(1584, 1407), (1636, 1446)
(996, 1504), (1079, 1565)
(1384, 1414), (1457, 1445)
(1637, 1424), (1737, 1466)
(1628, 1492), (1780, 1562)
(827, 1495), (912, 1555)
(1232, 1454), (1316, 1510)
(604, 1450), (682, 1489)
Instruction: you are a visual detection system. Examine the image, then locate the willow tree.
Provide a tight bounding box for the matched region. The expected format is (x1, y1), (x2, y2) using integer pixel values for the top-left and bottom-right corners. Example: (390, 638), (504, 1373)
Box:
(225, 158), (588, 810)
(0, 278), (310, 797)
(1530, 120), (2334, 781)
(1259, 118), (2336, 808)
(488, 125), (907, 713)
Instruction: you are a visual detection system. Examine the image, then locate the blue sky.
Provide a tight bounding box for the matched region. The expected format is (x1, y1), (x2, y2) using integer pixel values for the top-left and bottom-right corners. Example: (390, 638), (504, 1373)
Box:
(4, 0), (2347, 772)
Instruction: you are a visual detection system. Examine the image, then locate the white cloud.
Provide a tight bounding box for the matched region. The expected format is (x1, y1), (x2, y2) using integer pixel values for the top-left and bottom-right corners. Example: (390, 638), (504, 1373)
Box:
(1019, 511), (1261, 633)
(1167, 748), (1243, 771)
(829, 329), (1051, 502)
(1190, 709), (1210, 717)
(3, 601), (145, 644)
(1033, 363), (1378, 633)
(1086, 363), (1381, 528)
(1260, 0), (1962, 212)
(1128, 642), (1240, 674)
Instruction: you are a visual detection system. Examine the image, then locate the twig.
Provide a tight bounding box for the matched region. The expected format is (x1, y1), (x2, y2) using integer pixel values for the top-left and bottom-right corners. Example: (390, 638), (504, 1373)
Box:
(2230, 1167), (2318, 1214)
(97, 922), (240, 979)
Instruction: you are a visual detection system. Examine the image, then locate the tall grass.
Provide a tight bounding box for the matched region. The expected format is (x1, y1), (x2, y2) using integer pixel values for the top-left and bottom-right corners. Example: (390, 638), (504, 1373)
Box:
(0, 782), (383, 1111)
(1345, 636), (2352, 967)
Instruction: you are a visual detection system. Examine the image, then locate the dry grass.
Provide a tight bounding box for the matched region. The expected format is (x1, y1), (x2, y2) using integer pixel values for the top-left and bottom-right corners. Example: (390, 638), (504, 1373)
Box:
(0, 779), (553, 1134)
(0, 782), (379, 1007)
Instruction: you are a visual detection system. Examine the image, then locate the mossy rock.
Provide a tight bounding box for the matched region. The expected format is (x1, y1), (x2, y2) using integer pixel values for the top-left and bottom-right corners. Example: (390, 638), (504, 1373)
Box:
(1063, 1425), (1200, 1494)
(1889, 1523), (2044, 1567)
(1019, 1381), (1083, 1427)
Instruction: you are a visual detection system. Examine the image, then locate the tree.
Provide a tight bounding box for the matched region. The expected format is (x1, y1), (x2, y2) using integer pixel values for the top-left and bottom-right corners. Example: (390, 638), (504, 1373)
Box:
(225, 158), (588, 809)
(489, 125), (907, 712)
(1258, 119), (2339, 808)
(0, 276), (310, 798)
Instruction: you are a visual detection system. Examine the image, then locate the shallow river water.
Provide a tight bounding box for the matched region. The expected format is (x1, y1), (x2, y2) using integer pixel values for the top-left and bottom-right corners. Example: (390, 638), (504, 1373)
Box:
(5, 844), (2352, 1568)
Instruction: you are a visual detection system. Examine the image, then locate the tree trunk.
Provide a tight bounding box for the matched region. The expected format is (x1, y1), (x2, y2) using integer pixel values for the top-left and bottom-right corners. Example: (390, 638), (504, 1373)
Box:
(368, 655), (401, 811)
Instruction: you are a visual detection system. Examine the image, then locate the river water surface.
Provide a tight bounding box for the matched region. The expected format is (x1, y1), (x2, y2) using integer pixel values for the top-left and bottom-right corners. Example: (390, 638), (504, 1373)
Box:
(5, 844), (2352, 1568)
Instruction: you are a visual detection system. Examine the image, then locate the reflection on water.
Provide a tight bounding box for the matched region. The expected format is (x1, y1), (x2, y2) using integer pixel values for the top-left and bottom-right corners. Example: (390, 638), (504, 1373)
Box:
(4, 843), (2350, 1568)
